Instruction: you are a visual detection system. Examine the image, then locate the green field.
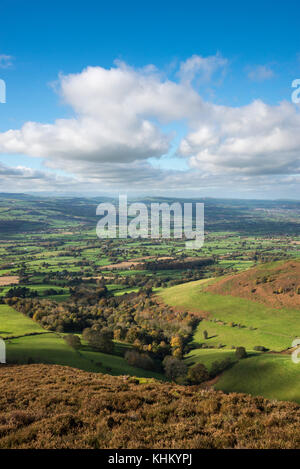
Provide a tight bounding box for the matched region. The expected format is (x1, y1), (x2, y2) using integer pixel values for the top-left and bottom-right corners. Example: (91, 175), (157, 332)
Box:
(190, 318), (290, 351)
(79, 347), (164, 379)
(185, 348), (238, 370)
(158, 279), (299, 351)
(0, 304), (46, 337)
(159, 276), (300, 403)
(6, 333), (90, 368)
(216, 354), (300, 404)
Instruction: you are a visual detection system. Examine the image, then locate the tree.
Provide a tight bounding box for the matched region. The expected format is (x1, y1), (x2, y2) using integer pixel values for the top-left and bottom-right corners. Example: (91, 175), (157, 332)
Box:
(170, 336), (182, 349)
(170, 336), (183, 358)
(172, 347), (183, 359)
(162, 356), (187, 381)
(125, 350), (154, 370)
(203, 330), (208, 340)
(187, 363), (209, 384)
(64, 334), (81, 350)
(235, 346), (247, 359)
(83, 327), (114, 354)
(133, 338), (142, 350)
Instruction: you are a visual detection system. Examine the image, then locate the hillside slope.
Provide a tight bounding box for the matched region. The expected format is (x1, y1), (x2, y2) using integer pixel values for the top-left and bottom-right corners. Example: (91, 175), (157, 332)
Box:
(157, 261), (300, 404)
(0, 364), (300, 449)
(158, 260), (300, 352)
(206, 259), (300, 309)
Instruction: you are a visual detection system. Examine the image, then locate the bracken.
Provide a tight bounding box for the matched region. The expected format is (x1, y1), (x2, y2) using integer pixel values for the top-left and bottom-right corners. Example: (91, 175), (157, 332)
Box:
(0, 364), (299, 449)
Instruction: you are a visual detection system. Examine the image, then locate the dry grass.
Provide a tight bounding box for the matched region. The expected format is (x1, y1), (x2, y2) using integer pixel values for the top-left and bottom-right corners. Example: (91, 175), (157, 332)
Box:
(0, 364), (300, 449)
(206, 260), (300, 309)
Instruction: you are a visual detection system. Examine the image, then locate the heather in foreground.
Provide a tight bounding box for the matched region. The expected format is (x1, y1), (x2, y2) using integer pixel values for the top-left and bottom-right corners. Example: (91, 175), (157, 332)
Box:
(0, 365), (299, 449)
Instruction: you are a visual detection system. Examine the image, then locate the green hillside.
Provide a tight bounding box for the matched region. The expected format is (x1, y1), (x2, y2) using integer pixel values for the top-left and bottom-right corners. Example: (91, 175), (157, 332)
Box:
(158, 262), (300, 403)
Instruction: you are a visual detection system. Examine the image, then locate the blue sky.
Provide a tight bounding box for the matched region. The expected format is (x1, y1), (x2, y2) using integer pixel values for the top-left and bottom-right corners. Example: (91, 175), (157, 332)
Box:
(0, 0), (299, 198)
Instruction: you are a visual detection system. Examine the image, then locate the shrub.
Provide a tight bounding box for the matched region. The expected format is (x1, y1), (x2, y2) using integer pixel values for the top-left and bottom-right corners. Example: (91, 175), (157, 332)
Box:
(235, 346), (247, 359)
(253, 345), (268, 352)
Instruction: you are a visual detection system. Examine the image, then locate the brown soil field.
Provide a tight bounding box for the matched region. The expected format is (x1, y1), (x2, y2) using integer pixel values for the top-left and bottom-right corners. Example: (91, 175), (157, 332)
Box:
(0, 276), (19, 286)
(0, 364), (300, 449)
(206, 260), (300, 309)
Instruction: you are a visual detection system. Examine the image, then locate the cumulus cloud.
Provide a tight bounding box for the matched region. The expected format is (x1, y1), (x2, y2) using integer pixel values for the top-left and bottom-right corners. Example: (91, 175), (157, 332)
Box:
(0, 62), (205, 166)
(0, 57), (298, 197)
(180, 100), (300, 176)
(0, 162), (74, 191)
(247, 65), (274, 82)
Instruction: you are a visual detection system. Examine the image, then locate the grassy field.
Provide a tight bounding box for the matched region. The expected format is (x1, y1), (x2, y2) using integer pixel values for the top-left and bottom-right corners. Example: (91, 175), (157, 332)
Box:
(159, 269), (300, 404)
(185, 348), (238, 370)
(158, 279), (299, 351)
(216, 354), (300, 404)
(79, 347), (164, 379)
(6, 334), (90, 368)
(190, 318), (290, 350)
(0, 304), (46, 337)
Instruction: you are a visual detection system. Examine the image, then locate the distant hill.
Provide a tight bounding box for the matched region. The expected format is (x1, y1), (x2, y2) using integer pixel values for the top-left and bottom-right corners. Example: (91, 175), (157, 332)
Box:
(0, 364), (300, 449)
(206, 259), (300, 309)
(0, 194), (299, 234)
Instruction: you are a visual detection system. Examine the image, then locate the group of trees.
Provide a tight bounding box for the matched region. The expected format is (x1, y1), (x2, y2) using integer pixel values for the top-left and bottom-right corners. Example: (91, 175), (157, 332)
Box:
(5, 286), (38, 298)
(5, 290), (198, 363)
(162, 355), (234, 384)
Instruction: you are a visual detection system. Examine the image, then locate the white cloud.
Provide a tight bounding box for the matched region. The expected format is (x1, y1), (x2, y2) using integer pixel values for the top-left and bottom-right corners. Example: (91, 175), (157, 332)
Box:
(247, 65), (274, 82)
(180, 100), (300, 176)
(0, 62), (205, 166)
(0, 58), (298, 197)
(0, 162), (74, 190)
(178, 53), (228, 84)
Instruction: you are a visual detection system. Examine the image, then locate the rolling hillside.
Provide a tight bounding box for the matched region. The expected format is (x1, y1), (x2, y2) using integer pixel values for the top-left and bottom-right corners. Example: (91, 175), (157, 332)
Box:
(206, 259), (300, 309)
(158, 259), (300, 403)
(158, 260), (300, 351)
(0, 364), (300, 449)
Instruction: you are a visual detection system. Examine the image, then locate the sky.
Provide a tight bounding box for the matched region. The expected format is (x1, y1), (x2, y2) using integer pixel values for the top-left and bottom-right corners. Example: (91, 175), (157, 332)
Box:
(0, 0), (300, 199)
